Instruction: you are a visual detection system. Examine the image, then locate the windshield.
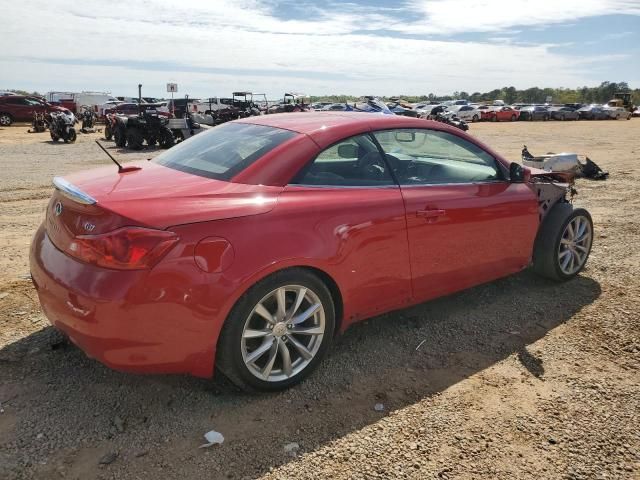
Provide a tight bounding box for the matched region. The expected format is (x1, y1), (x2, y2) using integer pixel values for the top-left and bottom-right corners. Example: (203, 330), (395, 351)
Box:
(153, 122), (296, 181)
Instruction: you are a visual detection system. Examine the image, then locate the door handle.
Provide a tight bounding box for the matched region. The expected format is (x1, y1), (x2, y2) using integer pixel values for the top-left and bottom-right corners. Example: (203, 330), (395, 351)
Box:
(416, 209), (446, 219)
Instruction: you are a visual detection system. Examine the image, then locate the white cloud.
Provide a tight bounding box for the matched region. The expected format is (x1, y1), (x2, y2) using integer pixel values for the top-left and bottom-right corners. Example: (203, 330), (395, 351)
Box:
(399, 0), (640, 35)
(0, 0), (638, 97)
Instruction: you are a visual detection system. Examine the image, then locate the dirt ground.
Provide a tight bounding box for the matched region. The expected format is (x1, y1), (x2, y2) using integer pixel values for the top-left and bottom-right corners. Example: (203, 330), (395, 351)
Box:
(0, 119), (638, 480)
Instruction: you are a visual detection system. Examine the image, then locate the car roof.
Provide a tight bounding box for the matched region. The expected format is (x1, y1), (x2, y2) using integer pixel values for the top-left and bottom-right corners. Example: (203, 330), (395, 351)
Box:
(236, 112), (445, 148)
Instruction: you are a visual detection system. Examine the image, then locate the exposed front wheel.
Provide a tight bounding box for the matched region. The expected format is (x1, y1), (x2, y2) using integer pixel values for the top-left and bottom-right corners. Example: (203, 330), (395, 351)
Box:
(472, 115), (479, 123)
(216, 269), (335, 391)
(532, 204), (593, 281)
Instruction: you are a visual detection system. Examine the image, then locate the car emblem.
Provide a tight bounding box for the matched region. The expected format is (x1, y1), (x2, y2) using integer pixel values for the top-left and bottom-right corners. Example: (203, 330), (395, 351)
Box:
(54, 201), (63, 216)
(83, 222), (96, 232)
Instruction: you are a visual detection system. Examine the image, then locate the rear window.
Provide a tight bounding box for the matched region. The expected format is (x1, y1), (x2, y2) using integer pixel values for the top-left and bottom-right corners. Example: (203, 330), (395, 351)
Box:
(153, 122), (296, 181)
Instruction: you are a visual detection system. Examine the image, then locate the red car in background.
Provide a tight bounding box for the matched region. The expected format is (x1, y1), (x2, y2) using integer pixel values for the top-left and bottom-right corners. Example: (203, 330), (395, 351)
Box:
(30, 113), (593, 392)
(486, 106), (520, 122)
(0, 95), (65, 126)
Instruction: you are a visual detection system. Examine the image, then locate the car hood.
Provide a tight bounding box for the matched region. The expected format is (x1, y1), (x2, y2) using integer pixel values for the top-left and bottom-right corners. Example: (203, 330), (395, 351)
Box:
(60, 161), (282, 229)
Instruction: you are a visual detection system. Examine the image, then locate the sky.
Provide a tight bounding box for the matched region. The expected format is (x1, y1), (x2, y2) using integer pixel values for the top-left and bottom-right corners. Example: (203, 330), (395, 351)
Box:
(1, 0), (639, 99)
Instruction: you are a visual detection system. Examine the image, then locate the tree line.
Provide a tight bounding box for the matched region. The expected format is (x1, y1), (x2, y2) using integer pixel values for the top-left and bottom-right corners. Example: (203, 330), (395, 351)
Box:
(6, 81), (637, 106)
(310, 81), (637, 105)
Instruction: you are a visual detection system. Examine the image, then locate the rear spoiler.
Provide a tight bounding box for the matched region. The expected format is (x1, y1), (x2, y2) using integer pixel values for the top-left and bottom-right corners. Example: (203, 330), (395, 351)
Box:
(53, 177), (96, 205)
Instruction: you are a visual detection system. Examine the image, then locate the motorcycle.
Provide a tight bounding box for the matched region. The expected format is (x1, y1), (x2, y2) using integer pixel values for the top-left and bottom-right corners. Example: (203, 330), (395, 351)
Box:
(49, 110), (77, 143)
(28, 112), (48, 133)
(80, 105), (97, 133)
(428, 106), (469, 131)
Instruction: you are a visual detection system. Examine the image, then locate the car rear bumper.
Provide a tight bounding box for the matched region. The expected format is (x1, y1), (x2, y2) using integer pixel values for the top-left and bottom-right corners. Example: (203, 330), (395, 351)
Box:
(29, 225), (217, 378)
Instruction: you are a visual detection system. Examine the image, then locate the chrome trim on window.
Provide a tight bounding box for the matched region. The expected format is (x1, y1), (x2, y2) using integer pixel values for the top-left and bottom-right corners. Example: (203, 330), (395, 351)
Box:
(398, 180), (508, 188)
(52, 176), (96, 205)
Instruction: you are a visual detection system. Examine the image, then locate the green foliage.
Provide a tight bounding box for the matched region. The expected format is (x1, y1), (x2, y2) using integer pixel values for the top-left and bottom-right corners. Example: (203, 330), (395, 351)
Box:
(310, 82), (637, 106)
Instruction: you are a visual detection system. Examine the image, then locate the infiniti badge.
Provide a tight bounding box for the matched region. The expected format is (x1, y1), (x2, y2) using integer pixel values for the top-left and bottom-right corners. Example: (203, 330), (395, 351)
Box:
(54, 201), (63, 216)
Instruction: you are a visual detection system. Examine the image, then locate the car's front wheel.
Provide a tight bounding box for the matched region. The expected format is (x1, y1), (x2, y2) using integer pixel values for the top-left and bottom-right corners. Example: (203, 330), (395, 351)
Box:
(216, 269), (335, 391)
(533, 204), (593, 281)
(0, 113), (13, 126)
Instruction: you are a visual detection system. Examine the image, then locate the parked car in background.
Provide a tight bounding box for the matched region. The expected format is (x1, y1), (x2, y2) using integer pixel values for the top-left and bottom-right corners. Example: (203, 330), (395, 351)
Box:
(447, 105), (482, 122)
(31, 112), (594, 392)
(486, 106), (519, 122)
(605, 107), (632, 120)
(550, 106), (580, 121)
(577, 105), (610, 120)
(0, 95), (65, 126)
(98, 100), (123, 118)
(633, 107), (640, 117)
(519, 106), (550, 121)
(321, 103), (349, 111)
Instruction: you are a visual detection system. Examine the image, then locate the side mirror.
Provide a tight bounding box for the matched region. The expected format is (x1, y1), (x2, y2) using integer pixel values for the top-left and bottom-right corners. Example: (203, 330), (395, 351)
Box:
(509, 162), (525, 183)
(337, 144), (359, 158)
(394, 131), (416, 143)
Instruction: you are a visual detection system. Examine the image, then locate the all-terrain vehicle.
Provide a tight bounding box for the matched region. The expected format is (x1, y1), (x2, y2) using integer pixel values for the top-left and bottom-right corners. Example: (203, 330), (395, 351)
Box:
(113, 109), (174, 150)
(49, 110), (77, 143)
(268, 93), (310, 113)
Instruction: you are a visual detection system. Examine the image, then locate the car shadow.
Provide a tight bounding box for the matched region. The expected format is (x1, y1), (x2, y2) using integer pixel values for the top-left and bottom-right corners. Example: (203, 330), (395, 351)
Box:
(0, 269), (600, 478)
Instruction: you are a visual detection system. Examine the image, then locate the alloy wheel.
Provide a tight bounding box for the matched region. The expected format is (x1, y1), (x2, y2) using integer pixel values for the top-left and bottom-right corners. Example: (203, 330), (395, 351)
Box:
(0, 114), (11, 126)
(241, 285), (325, 382)
(558, 215), (592, 275)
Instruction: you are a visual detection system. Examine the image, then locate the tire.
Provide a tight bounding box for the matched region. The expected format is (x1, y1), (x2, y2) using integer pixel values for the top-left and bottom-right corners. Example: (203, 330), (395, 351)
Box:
(472, 115), (479, 123)
(532, 204), (593, 281)
(66, 128), (76, 143)
(126, 127), (144, 150)
(511, 114), (517, 122)
(159, 128), (175, 149)
(491, 115), (497, 122)
(104, 125), (112, 141)
(543, 115), (550, 121)
(0, 113), (12, 126)
(216, 268), (335, 392)
(114, 127), (126, 147)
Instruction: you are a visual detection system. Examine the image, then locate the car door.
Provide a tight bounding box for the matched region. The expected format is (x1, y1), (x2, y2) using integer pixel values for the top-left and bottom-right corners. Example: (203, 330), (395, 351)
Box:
(372, 128), (539, 302)
(5, 97), (32, 121)
(285, 133), (412, 321)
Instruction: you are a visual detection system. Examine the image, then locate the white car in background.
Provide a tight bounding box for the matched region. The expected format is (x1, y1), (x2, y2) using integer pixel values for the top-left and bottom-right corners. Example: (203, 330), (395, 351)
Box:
(447, 104), (482, 122)
(604, 106), (632, 120)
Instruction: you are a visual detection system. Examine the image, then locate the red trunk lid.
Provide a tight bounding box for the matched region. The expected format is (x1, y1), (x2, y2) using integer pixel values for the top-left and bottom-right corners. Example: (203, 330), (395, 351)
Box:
(51, 161), (282, 236)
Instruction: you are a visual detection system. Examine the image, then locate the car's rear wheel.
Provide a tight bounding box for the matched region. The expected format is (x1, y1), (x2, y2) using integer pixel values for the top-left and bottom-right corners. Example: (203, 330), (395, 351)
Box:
(532, 204), (593, 281)
(216, 269), (335, 391)
(0, 113), (12, 126)
(472, 114), (479, 122)
(511, 114), (517, 122)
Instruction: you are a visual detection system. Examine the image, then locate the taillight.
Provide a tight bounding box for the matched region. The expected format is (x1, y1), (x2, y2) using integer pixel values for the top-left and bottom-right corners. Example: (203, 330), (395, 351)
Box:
(67, 227), (179, 270)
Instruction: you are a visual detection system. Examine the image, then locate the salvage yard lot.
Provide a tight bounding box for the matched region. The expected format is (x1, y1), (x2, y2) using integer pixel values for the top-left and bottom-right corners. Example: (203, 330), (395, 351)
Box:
(0, 120), (638, 479)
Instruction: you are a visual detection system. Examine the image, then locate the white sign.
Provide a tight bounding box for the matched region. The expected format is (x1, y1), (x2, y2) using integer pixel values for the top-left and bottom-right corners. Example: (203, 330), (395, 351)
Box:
(167, 83), (178, 93)
(545, 96), (552, 103)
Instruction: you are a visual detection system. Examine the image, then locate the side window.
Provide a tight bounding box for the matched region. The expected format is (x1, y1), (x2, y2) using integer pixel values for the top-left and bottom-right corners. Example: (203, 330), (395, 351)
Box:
(373, 129), (502, 185)
(292, 134), (394, 187)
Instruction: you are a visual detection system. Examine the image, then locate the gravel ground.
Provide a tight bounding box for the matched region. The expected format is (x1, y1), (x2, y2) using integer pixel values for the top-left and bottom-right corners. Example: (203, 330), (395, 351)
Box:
(0, 120), (638, 479)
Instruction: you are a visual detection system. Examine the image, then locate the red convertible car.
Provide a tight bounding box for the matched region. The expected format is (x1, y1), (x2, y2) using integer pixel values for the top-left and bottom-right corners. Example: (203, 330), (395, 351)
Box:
(30, 113), (593, 391)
